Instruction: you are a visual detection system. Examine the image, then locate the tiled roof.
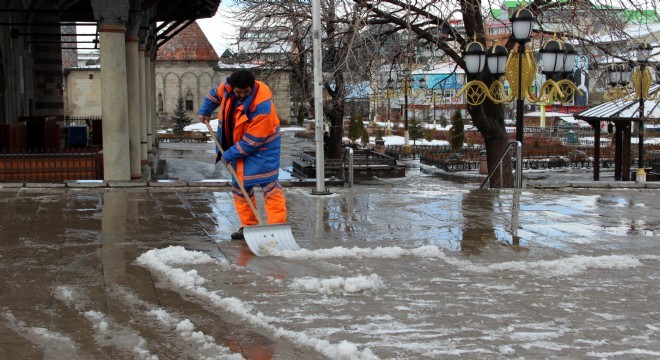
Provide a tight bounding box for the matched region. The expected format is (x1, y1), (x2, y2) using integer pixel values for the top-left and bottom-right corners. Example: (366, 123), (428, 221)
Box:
(157, 22), (219, 61)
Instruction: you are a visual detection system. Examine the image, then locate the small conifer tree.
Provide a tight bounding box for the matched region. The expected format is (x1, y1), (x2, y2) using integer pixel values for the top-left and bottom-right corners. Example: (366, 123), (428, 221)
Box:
(172, 96), (192, 133)
(408, 117), (425, 145)
(348, 114), (367, 145)
(448, 110), (464, 151)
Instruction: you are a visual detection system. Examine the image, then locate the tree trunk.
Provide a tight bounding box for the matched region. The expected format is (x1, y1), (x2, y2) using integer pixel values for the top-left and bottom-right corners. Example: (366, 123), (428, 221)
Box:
(325, 100), (345, 159)
(468, 101), (514, 188)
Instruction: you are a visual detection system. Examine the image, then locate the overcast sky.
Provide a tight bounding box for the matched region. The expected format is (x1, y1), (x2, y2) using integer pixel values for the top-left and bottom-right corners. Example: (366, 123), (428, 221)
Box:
(197, 2), (240, 54)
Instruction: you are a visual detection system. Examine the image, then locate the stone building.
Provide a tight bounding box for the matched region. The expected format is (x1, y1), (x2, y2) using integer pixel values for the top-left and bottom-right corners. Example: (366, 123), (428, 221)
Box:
(64, 21), (293, 127)
(1, 0), (222, 182)
(154, 22), (292, 125)
(63, 66), (102, 117)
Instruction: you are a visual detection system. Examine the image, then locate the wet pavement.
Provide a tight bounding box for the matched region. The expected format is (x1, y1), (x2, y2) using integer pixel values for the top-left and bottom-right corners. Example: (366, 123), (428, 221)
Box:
(1, 132), (660, 359)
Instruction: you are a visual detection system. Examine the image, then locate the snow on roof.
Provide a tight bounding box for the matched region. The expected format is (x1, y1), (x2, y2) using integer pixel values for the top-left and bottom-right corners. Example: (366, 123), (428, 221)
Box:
(576, 84), (660, 120)
(524, 111), (572, 117)
(586, 22), (660, 44)
(412, 62), (465, 75)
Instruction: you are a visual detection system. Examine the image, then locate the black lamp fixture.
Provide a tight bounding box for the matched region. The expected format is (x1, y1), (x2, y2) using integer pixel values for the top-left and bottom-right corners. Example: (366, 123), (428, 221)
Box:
(464, 38), (486, 76)
(637, 41), (653, 63)
(540, 37), (565, 76)
(607, 63), (627, 88)
(510, 7), (535, 44)
(486, 44), (509, 78)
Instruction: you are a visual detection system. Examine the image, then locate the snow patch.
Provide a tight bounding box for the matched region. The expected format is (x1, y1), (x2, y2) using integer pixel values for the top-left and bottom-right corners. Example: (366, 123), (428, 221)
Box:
(289, 274), (385, 295)
(136, 246), (379, 359)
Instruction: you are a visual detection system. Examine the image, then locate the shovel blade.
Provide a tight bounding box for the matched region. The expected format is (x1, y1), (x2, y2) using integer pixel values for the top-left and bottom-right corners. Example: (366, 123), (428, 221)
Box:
(243, 223), (300, 256)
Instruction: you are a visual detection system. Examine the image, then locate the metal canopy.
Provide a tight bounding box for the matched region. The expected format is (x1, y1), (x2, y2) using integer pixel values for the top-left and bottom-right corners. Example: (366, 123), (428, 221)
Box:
(1, 0), (220, 49)
(574, 84), (660, 121)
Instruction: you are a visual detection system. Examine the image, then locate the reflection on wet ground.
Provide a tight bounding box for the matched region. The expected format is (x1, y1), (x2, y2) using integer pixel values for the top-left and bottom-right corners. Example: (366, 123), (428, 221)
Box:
(1, 178), (659, 359)
(1, 132), (659, 358)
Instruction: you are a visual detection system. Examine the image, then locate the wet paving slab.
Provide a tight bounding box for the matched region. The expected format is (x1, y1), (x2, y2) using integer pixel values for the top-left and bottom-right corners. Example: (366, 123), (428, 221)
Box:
(2, 132), (660, 359)
(0, 177), (659, 359)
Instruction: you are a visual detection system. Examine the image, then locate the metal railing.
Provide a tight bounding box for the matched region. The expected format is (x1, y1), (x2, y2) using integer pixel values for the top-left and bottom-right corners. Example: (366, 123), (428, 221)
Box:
(480, 141), (522, 189)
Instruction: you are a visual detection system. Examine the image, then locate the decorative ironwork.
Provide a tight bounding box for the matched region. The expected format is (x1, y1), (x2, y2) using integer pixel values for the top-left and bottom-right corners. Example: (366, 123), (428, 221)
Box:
(457, 40), (582, 106)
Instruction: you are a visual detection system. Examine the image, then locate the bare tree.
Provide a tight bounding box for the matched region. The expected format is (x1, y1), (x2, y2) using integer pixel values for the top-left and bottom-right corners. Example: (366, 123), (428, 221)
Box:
(227, 0), (657, 185)
(228, 0), (383, 158)
(354, 0), (659, 187)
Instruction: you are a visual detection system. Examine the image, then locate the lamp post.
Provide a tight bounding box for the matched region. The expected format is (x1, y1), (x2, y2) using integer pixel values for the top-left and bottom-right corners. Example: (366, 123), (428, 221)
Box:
(458, 6), (580, 188)
(418, 77), (429, 122)
(418, 76), (447, 128)
(635, 41), (652, 182)
(510, 7), (535, 145)
(402, 68), (412, 153)
(386, 78), (395, 136)
(605, 41), (655, 182)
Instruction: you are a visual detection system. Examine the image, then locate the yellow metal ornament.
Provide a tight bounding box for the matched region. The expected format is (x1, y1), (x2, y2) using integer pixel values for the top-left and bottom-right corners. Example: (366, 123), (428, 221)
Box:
(457, 47), (582, 106)
(505, 48), (536, 100)
(632, 66), (654, 100)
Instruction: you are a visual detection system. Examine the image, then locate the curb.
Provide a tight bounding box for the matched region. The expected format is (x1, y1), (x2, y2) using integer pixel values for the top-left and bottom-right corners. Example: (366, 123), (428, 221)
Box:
(0, 178), (346, 189)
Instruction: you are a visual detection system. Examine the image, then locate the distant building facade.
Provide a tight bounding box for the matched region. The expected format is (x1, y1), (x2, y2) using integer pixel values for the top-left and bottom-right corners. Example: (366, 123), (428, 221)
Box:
(64, 21), (292, 125)
(63, 67), (101, 117)
(154, 22), (292, 124)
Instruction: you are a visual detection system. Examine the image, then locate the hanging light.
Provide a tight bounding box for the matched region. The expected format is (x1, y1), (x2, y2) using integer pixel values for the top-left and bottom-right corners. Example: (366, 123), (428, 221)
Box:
(540, 37), (565, 75)
(637, 41), (653, 63)
(509, 7), (535, 43)
(607, 63), (621, 87)
(464, 37), (486, 75)
(486, 44), (509, 78)
(607, 63), (628, 87)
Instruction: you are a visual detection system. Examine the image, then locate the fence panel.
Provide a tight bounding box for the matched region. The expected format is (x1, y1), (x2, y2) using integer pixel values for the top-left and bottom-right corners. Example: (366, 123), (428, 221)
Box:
(0, 151), (103, 182)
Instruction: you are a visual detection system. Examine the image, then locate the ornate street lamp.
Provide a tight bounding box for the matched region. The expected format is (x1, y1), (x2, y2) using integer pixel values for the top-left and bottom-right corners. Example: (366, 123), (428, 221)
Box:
(418, 77), (429, 121)
(636, 41), (653, 182)
(457, 6), (581, 187)
(385, 78), (395, 136)
(605, 41), (657, 182)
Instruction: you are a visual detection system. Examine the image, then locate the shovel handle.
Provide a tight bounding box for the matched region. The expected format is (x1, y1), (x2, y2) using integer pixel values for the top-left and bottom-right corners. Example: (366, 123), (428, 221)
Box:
(204, 121), (264, 225)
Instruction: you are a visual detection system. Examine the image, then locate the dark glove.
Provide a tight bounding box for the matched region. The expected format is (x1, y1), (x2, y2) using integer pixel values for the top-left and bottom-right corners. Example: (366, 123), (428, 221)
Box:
(215, 153), (223, 164)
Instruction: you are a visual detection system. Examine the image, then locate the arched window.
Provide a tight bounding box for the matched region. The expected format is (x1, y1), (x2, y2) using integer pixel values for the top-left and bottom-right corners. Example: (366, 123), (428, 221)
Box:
(185, 89), (193, 111)
(158, 92), (163, 112)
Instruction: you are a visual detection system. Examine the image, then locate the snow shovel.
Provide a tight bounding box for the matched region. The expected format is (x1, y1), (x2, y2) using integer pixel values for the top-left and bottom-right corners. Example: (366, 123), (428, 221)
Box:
(204, 121), (300, 256)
